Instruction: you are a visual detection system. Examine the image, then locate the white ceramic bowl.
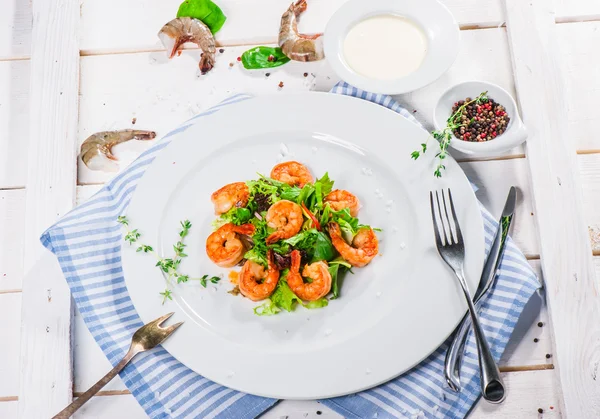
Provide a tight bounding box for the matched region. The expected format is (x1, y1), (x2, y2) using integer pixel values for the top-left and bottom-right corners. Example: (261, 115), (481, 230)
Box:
(324, 0), (460, 94)
(433, 81), (528, 157)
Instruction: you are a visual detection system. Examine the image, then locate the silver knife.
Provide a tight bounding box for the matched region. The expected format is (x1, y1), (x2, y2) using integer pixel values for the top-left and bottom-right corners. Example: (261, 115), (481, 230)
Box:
(444, 186), (517, 393)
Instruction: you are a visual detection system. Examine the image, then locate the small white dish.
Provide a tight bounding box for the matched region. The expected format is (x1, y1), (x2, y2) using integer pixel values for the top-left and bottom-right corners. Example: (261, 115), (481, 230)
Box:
(433, 81), (528, 157)
(324, 0), (460, 95)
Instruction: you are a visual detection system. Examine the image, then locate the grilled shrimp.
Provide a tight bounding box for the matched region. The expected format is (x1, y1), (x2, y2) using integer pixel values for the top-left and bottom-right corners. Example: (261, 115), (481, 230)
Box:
(279, 0), (324, 62)
(270, 161), (313, 187)
(328, 222), (378, 267)
(266, 200), (303, 244)
(80, 130), (156, 172)
(324, 189), (360, 217)
(287, 250), (331, 301)
(239, 250), (280, 301)
(158, 17), (216, 74)
(211, 182), (250, 215)
(206, 223), (255, 267)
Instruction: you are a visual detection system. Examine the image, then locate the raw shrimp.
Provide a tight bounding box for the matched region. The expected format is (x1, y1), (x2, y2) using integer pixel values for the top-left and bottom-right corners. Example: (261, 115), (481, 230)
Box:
(239, 250), (280, 301)
(278, 0), (324, 62)
(324, 189), (360, 217)
(80, 130), (156, 172)
(328, 222), (379, 267)
(270, 161), (313, 187)
(158, 17), (216, 74)
(211, 182), (250, 215)
(287, 250), (331, 301)
(206, 223), (255, 267)
(266, 200), (303, 244)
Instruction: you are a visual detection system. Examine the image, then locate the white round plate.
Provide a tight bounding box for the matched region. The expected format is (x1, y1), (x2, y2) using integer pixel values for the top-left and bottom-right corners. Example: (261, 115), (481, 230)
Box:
(324, 0), (460, 95)
(122, 93), (484, 400)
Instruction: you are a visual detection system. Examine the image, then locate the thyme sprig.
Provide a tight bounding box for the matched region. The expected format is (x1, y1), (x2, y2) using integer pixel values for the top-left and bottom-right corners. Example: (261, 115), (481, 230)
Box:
(412, 91), (489, 177)
(118, 216), (219, 304)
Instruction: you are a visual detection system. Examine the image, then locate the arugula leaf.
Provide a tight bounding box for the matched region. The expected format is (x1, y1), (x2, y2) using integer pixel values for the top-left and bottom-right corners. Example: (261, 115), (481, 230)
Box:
(297, 183), (315, 208)
(319, 203), (332, 227)
(303, 298), (329, 309)
(314, 172), (334, 199)
(176, 0), (227, 34)
(241, 46), (291, 70)
(312, 231), (335, 262)
(329, 258), (352, 299)
(244, 218), (269, 267)
(329, 264), (340, 299)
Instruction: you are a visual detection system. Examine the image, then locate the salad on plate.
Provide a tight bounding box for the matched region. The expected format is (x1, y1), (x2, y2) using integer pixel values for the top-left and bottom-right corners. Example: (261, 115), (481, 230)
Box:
(206, 161), (380, 315)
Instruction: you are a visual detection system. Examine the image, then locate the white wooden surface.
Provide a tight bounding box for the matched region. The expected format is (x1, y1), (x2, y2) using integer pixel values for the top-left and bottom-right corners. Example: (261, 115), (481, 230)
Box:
(18, 0), (79, 417)
(505, 0), (600, 416)
(3, 0), (600, 416)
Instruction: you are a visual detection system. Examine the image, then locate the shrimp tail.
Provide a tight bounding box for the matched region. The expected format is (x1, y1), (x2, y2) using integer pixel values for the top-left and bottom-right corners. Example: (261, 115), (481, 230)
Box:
(233, 224), (255, 236)
(290, 249), (301, 272)
(125, 130), (157, 141)
(292, 0), (307, 15)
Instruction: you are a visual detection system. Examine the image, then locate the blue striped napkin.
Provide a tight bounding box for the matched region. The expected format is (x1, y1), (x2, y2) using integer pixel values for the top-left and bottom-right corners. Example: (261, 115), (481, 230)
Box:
(41, 83), (540, 419)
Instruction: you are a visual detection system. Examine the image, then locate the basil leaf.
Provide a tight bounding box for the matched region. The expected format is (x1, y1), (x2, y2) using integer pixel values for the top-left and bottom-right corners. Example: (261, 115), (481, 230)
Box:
(177, 0), (227, 34)
(241, 46), (291, 70)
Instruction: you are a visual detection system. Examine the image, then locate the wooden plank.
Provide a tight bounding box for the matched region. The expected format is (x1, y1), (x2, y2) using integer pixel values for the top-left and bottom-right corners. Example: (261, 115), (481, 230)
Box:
(0, 60), (29, 189)
(77, 28), (521, 185)
(556, 0), (600, 22)
(0, 293), (21, 398)
(0, 401), (18, 419)
(18, 0), (80, 416)
(579, 154), (600, 253)
(79, 0), (504, 54)
(69, 369), (561, 418)
(505, 0), (600, 416)
(0, 0), (31, 59)
(557, 21), (600, 152)
(0, 189), (25, 291)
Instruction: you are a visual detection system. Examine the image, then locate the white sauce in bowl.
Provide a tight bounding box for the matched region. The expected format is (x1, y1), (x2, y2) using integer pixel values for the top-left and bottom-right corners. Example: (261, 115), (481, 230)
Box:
(343, 15), (428, 80)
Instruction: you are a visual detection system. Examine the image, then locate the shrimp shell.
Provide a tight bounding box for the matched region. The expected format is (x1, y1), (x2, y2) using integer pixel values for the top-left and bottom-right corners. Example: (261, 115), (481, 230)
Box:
(287, 250), (331, 301)
(266, 200), (303, 244)
(324, 189), (360, 217)
(211, 182), (250, 215)
(238, 250), (280, 301)
(270, 161), (313, 187)
(328, 222), (379, 267)
(158, 17), (216, 74)
(206, 223), (255, 267)
(80, 130), (156, 172)
(278, 0), (324, 62)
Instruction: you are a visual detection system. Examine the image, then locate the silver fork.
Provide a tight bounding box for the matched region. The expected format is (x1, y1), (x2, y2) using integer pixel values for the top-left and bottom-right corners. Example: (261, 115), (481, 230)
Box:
(430, 189), (505, 404)
(52, 312), (184, 418)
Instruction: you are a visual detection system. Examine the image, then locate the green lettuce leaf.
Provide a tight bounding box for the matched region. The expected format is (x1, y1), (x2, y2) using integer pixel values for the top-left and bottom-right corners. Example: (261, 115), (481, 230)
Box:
(177, 0), (227, 34)
(271, 278), (301, 312)
(241, 46), (291, 70)
(283, 229), (335, 263)
(279, 185), (302, 201)
(212, 207), (252, 229)
(303, 298), (329, 309)
(253, 300), (280, 316)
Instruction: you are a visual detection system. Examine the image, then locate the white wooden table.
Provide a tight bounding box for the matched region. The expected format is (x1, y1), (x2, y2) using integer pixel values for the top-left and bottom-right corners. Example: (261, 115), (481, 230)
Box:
(2, 0), (600, 417)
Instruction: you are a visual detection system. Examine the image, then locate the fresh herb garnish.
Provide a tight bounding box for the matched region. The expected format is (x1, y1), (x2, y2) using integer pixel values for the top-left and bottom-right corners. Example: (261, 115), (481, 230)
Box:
(241, 46), (291, 70)
(411, 91), (489, 177)
(176, 0), (227, 34)
(118, 216), (219, 304)
(160, 289), (173, 304)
